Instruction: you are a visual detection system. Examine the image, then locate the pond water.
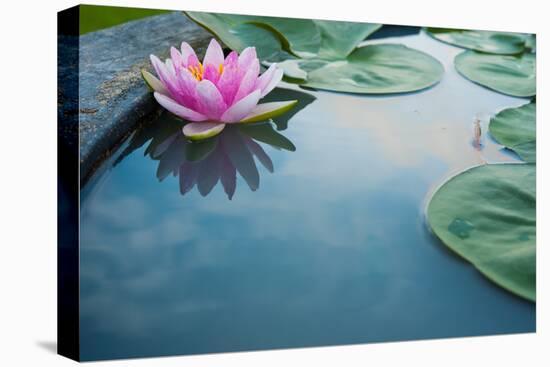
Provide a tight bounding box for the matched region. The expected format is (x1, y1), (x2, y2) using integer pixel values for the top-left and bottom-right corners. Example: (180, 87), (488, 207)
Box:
(79, 31), (535, 360)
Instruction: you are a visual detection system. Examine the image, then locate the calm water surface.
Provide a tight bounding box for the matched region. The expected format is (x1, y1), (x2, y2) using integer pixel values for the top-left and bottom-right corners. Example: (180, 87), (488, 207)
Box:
(79, 32), (535, 360)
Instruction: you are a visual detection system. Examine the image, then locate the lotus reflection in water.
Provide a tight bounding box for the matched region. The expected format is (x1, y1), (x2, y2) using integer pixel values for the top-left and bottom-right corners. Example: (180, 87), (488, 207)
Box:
(116, 86), (315, 199)
(159, 122), (295, 199)
(117, 114), (295, 199)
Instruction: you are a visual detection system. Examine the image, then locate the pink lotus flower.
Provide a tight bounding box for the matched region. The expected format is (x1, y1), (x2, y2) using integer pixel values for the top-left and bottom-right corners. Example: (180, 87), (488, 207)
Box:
(142, 39), (297, 140)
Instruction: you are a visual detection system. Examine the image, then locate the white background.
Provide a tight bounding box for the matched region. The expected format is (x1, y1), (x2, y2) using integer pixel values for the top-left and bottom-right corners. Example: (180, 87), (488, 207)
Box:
(0, 0), (547, 365)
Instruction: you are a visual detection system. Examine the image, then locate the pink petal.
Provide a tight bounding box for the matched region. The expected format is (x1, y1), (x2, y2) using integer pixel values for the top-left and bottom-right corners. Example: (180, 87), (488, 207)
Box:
(203, 64), (220, 84)
(180, 42), (197, 63)
(238, 47), (258, 70)
(150, 55), (173, 84)
(224, 51), (238, 67)
(150, 54), (163, 78)
(174, 69), (199, 109)
(233, 59), (260, 103)
(182, 122), (226, 140)
(195, 80), (227, 120)
(221, 89), (261, 123)
(170, 47), (185, 70)
(165, 59), (176, 77)
(203, 39), (224, 68)
(218, 73), (240, 106)
(154, 92), (207, 122)
(153, 53), (197, 108)
(187, 54), (200, 68)
(256, 64), (276, 94)
(259, 67), (283, 97)
(217, 53), (240, 105)
(150, 55), (180, 99)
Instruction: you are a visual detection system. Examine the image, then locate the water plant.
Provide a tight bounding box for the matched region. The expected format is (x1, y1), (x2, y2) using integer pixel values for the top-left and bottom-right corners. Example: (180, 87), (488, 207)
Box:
(142, 38), (298, 140)
(185, 12), (444, 94)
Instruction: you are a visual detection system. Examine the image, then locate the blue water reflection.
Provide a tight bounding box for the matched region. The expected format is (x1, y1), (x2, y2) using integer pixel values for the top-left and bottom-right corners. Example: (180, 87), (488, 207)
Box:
(79, 33), (535, 361)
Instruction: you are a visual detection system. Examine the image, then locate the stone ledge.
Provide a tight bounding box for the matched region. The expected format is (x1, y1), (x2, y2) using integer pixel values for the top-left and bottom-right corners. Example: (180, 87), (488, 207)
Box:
(76, 12), (211, 182)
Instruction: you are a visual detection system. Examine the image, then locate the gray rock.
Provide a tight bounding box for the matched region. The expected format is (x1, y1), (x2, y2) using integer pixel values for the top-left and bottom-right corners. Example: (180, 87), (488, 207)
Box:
(76, 12), (211, 182)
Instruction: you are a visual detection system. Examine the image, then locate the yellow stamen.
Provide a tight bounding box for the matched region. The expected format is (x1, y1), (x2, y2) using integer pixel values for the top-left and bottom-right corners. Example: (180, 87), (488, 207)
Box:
(188, 62), (204, 81)
(187, 63), (224, 81)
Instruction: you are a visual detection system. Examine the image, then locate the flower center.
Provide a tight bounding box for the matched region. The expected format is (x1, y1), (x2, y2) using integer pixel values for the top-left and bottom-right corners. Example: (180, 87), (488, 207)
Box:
(187, 63), (225, 81)
(188, 63), (204, 81)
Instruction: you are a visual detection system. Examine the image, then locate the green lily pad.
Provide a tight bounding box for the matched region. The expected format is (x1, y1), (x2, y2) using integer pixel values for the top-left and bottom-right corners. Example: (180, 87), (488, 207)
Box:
(455, 51), (536, 97)
(183, 12), (292, 61)
(275, 59), (331, 83)
(303, 44), (444, 94)
(509, 141), (536, 163)
(275, 59), (309, 82)
(183, 12), (248, 52)
(186, 12), (443, 94)
(247, 16), (321, 58)
(231, 22), (293, 61)
(489, 102), (536, 162)
(185, 12), (319, 59)
(186, 12), (384, 61)
(314, 20), (381, 59)
(426, 28), (528, 55)
(427, 163), (536, 302)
